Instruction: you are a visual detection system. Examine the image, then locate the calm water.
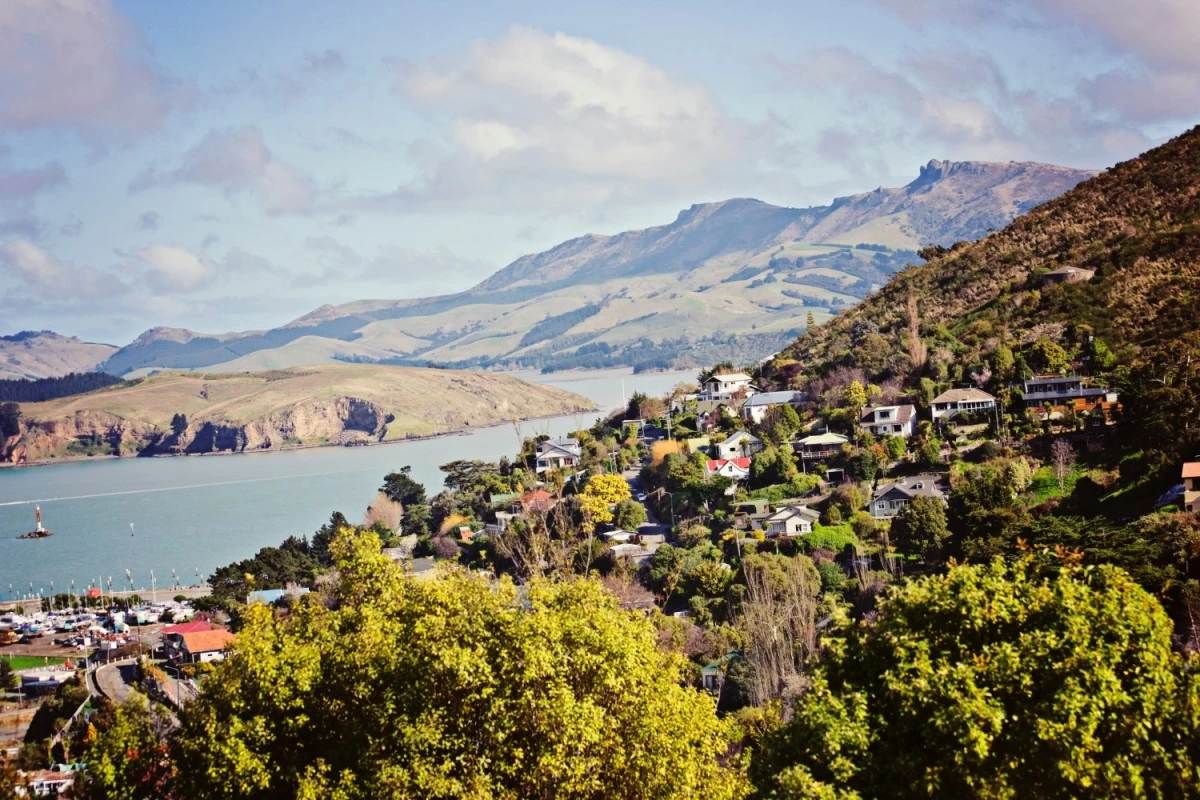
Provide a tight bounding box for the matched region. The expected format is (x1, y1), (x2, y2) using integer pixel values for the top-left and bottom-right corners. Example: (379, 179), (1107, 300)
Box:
(0, 369), (694, 598)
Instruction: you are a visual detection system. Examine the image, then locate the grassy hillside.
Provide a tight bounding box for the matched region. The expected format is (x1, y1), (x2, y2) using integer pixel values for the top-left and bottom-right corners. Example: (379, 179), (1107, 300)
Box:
(99, 160), (1093, 376)
(0, 331), (116, 380)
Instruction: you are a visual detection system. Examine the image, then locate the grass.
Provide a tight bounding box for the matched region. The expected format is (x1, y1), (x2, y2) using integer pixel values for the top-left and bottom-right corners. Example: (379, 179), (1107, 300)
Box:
(1027, 464), (1085, 504)
(1, 655), (68, 670)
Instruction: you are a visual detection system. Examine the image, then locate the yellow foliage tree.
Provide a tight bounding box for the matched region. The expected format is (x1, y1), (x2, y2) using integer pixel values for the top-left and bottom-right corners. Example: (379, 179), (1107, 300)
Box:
(579, 473), (632, 533)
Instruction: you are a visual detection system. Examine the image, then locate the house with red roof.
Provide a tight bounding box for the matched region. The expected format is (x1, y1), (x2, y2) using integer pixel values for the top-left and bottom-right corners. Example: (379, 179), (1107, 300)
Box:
(164, 621), (233, 663)
(706, 457), (751, 482)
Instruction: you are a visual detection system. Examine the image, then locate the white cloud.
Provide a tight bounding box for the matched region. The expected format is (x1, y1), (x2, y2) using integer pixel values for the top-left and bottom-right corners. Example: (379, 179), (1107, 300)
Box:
(136, 244), (213, 293)
(292, 236), (493, 292)
(0, 0), (182, 140)
(369, 26), (768, 213)
(0, 239), (125, 297)
(129, 126), (318, 215)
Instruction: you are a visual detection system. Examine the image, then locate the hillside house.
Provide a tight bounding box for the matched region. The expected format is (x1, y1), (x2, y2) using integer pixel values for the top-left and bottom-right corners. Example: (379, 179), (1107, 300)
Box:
(869, 474), (950, 518)
(706, 457), (751, 482)
(1184, 462), (1200, 514)
(1016, 375), (1118, 417)
(715, 430), (764, 460)
(701, 372), (755, 401)
(1042, 266), (1095, 286)
(23, 768), (75, 797)
(795, 432), (849, 461)
(764, 505), (820, 537)
(172, 628), (236, 664)
(930, 388), (996, 421)
(741, 390), (808, 424)
(859, 404), (917, 438)
(535, 437), (582, 474)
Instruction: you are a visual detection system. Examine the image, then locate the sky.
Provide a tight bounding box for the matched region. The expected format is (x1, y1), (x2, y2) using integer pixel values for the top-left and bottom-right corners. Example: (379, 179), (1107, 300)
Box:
(1, 0), (1197, 344)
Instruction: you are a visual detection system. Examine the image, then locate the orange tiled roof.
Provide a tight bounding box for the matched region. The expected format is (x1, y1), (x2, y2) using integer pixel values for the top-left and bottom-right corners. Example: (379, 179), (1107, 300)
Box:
(179, 628), (236, 654)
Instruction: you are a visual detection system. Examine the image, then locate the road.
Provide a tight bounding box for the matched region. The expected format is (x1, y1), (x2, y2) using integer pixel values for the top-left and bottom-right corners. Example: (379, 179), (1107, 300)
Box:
(622, 466), (670, 536)
(93, 660), (138, 704)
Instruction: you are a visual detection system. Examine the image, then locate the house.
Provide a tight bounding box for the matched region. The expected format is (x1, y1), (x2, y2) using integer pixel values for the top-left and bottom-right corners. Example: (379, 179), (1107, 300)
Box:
(930, 388), (996, 421)
(706, 457), (751, 481)
(741, 390), (808, 424)
(701, 372), (754, 400)
(795, 432), (849, 460)
(683, 436), (711, 455)
(1042, 266), (1095, 286)
(23, 768), (75, 797)
(609, 541), (661, 565)
(173, 628), (236, 663)
(858, 404), (917, 438)
(715, 431), (764, 460)
(1016, 376), (1118, 414)
(869, 474), (950, 518)
(764, 505), (820, 538)
(700, 652), (741, 693)
(535, 437), (582, 474)
(1184, 462), (1200, 514)
(519, 489), (557, 515)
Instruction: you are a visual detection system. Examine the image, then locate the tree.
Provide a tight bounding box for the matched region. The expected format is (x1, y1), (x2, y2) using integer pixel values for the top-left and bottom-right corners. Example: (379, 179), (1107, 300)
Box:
(579, 473), (632, 533)
(737, 553), (821, 705)
(613, 499), (647, 530)
(888, 496), (950, 562)
(752, 559), (1200, 799)
(75, 695), (175, 800)
(905, 290), (927, 373)
(140, 529), (746, 799)
(380, 466), (426, 507)
(806, 310), (816, 329)
(842, 381), (867, 413)
(170, 413), (188, 437)
(1027, 335), (1069, 374)
(0, 402), (21, 440)
(883, 435), (906, 462)
(1051, 438), (1077, 493)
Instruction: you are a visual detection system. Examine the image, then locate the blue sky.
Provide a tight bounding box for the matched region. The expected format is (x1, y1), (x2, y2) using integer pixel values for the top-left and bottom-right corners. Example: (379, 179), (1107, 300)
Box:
(1, 0), (1197, 343)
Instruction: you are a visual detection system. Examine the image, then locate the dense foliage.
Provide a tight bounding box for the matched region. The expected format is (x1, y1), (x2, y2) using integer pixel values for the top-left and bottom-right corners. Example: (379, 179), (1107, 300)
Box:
(752, 558), (1200, 799)
(0, 371), (123, 403)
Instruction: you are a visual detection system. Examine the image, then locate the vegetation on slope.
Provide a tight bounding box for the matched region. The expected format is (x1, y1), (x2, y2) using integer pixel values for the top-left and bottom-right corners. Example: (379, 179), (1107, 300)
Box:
(0, 371), (123, 402)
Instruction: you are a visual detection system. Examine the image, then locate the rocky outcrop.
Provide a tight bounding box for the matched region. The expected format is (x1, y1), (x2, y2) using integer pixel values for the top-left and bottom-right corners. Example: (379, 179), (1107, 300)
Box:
(9, 397), (392, 461)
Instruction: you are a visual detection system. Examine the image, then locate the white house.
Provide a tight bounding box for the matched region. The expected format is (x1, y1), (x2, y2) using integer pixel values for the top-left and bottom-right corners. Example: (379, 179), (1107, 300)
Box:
(742, 390), (808, 424)
(702, 372), (754, 401)
(1184, 462), (1200, 514)
(706, 457), (751, 482)
(715, 430), (764, 460)
(859, 404), (917, 438)
(869, 474), (950, 518)
(764, 505), (820, 537)
(175, 628), (237, 663)
(535, 437), (583, 474)
(930, 388), (996, 421)
(795, 432), (849, 461)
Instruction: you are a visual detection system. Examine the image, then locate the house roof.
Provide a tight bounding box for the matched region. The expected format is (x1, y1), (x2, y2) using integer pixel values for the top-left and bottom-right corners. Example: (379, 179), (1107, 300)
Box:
(179, 629), (236, 654)
(767, 504), (820, 522)
(932, 388), (995, 404)
(1023, 375), (1082, 387)
(163, 620), (220, 636)
(724, 430), (761, 444)
(859, 404), (916, 424)
(744, 390), (806, 407)
(709, 372), (752, 383)
(1183, 462), (1200, 479)
(872, 474), (950, 501)
(537, 440), (581, 459)
(797, 432), (849, 446)
(1047, 266), (1094, 276)
(707, 457), (751, 471)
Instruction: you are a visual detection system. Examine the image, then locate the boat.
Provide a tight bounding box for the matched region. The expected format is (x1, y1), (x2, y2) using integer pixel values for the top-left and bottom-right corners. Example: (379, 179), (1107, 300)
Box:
(17, 505), (53, 539)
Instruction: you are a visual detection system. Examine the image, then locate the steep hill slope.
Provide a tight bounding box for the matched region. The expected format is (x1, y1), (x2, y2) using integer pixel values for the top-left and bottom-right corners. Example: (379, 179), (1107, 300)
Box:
(771, 126), (1200, 381)
(7, 365), (594, 462)
(100, 159), (1095, 376)
(0, 331), (117, 380)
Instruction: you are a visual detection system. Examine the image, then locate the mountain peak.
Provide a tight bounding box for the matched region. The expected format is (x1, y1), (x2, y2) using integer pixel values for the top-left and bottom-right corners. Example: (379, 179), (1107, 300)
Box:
(130, 327), (203, 347)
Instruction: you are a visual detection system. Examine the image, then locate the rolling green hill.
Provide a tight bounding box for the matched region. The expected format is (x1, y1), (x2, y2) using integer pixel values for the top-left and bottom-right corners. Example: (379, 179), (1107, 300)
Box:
(98, 159), (1094, 376)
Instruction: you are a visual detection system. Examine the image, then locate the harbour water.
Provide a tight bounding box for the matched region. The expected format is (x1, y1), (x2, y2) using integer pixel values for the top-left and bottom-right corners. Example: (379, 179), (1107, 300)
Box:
(0, 369), (694, 598)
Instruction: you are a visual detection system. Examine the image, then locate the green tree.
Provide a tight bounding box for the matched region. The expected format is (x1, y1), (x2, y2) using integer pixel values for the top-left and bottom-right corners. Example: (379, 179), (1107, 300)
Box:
(752, 559), (1200, 799)
(842, 381), (867, 413)
(0, 401), (21, 440)
(380, 466), (427, 507)
(888, 496), (950, 562)
(1027, 335), (1069, 374)
(612, 499), (647, 530)
(75, 695), (175, 800)
(806, 310), (816, 328)
(164, 529), (746, 799)
(883, 435), (906, 462)
(170, 413), (188, 437)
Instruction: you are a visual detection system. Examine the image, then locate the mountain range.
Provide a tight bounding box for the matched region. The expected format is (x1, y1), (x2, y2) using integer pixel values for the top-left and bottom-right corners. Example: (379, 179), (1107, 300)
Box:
(6, 159), (1096, 379)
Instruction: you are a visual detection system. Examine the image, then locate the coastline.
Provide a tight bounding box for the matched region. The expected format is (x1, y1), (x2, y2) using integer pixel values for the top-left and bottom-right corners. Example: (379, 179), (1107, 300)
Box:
(0, 404), (600, 471)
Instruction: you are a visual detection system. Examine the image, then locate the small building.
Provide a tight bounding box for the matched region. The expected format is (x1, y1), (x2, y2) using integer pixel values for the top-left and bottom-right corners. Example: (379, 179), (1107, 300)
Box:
(1016, 376), (1117, 413)
(930, 388), (996, 421)
(519, 489), (557, 515)
(741, 390), (808, 424)
(1042, 266), (1095, 286)
(1184, 462), (1200, 514)
(795, 432), (849, 461)
(858, 404), (917, 438)
(701, 372), (754, 401)
(23, 768), (75, 797)
(764, 505), (820, 538)
(683, 436), (712, 455)
(869, 474), (950, 518)
(715, 430), (764, 460)
(174, 628), (236, 663)
(609, 541), (661, 565)
(535, 438), (582, 474)
(706, 457), (751, 482)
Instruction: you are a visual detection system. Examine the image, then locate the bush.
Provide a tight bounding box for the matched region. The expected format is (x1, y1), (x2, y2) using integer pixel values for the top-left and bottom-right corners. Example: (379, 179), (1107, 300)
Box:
(802, 524), (857, 553)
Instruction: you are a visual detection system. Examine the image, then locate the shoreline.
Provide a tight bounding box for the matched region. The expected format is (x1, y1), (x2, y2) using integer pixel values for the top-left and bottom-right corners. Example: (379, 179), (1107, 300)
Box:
(0, 404), (601, 471)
